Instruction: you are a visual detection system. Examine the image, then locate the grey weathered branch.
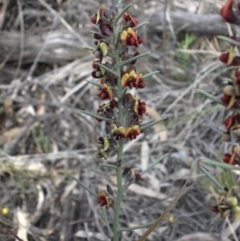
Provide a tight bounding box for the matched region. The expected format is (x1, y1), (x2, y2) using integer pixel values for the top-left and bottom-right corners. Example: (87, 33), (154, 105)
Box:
(0, 30), (90, 65)
(149, 12), (233, 36)
(0, 12), (234, 67)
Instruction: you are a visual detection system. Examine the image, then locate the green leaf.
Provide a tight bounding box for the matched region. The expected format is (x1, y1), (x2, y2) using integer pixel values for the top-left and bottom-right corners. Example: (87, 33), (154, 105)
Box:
(94, 62), (118, 77)
(196, 88), (223, 105)
(99, 163), (118, 170)
(114, 4), (132, 24)
(102, 209), (113, 237)
(142, 71), (160, 80)
(133, 22), (149, 30)
(86, 80), (101, 87)
(120, 52), (150, 67)
(216, 35), (240, 47)
(75, 109), (112, 122)
(141, 153), (169, 175)
(201, 158), (240, 170)
(80, 46), (95, 51)
(140, 117), (167, 130)
(70, 176), (97, 197)
(200, 166), (224, 190)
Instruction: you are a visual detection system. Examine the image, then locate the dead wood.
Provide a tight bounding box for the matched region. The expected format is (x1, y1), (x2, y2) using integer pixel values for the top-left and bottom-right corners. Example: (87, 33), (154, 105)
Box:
(0, 30), (90, 65)
(0, 12), (232, 67)
(149, 12), (232, 36)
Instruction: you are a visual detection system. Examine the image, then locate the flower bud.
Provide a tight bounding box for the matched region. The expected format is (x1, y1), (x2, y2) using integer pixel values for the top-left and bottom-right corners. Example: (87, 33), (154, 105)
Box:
(223, 85), (235, 96)
(99, 42), (108, 57)
(232, 144), (239, 154)
(232, 206), (240, 220)
(226, 197), (238, 207)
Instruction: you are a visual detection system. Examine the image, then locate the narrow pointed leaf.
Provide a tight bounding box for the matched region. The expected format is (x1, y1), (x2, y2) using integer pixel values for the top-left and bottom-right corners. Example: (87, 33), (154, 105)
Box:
(114, 4), (132, 24)
(86, 80), (101, 87)
(94, 62), (118, 77)
(120, 52), (150, 67)
(70, 176), (97, 197)
(75, 109), (112, 121)
(142, 71), (160, 80)
(133, 22), (149, 30)
(102, 209), (113, 237)
(99, 163), (118, 170)
(196, 88), (223, 105)
(141, 153), (169, 175)
(140, 117), (167, 130)
(137, 166), (194, 241)
(216, 35), (240, 47)
(201, 158), (240, 170)
(200, 166), (224, 190)
(80, 46), (95, 51)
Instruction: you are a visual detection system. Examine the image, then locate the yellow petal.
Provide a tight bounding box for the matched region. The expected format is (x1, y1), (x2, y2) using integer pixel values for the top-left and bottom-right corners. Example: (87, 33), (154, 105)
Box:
(121, 73), (130, 87)
(227, 46), (235, 65)
(118, 126), (126, 135)
(129, 70), (137, 78)
(99, 42), (108, 57)
(121, 30), (128, 41)
(103, 137), (110, 151)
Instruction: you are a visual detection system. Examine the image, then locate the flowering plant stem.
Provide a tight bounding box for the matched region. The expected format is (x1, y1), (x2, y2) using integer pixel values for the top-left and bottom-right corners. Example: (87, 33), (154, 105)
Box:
(113, 13), (124, 237)
(75, 3), (169, 240)
(113, 164), (123, 241)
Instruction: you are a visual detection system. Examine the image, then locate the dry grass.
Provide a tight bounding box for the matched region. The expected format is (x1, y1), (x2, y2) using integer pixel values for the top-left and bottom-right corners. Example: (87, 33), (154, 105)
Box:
(0, 0), (239, 240)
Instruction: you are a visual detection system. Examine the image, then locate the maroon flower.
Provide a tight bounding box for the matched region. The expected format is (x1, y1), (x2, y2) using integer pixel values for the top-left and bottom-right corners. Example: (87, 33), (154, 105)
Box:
(134, 96), (146, 116)
(121, 27), (143, 47)
(122, 12), (138, 27)
(123, 167), (141, 186)
(220, 0), (240, 25)
(97, 185), (114, 209)
(223, 145), (240, 165)
(97, 82), (113, 100)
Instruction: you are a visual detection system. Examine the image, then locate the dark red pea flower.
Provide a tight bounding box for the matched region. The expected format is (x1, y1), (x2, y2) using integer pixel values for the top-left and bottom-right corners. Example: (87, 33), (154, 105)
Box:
(223, 114), (240, 131)
(99, 24), (113, 36)
(97, 185), (114, 209)
(134, 96), (146, 116)
(122, 12), (138, 27)
(220, 0), (240, 25)
(90, 7), (105, 25)
(219, 52), (240, 66)
(96, 100), (117, 123)
(94, 33), (103, 40)
(125, 125), (141, 140)
(223, 145), (240, 165)
(122, 167), (141, 186)
(121, 70), (146, 89)
(97, 82), (113, 100)
(121, 27), (143, 47)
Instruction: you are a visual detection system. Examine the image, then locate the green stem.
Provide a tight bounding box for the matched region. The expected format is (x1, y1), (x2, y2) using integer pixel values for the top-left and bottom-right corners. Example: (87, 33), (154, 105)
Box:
(112, 15), (125, 241)
(113, 166), (123, 240)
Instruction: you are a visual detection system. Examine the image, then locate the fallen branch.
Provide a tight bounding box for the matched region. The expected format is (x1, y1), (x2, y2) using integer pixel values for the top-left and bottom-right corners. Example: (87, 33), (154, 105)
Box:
(149, 12), (232, 36)
(0, 12), (233, 66)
